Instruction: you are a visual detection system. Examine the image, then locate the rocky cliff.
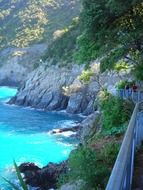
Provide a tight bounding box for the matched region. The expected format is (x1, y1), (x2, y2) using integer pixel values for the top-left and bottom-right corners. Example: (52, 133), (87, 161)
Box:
(8, 61), (131, 115)
(8, 63), (100, 114)
(0, 44), (47, 86)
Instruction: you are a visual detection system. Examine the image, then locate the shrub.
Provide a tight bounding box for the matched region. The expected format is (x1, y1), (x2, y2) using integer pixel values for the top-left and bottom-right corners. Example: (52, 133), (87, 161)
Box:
(114, 60), (129, 73)
(68, 146), (109, 189)
(115, 80), (127, 89)
(115, 80), (136, 90)
(134, 63), (143, 81)
(98, 142), (120, 166)
(98, 90), (134, 131)
(59, 143), (120, 189)
(102, 124), (127, 136)
(79, 69), (94, 84)
(73, 33), (97, 64)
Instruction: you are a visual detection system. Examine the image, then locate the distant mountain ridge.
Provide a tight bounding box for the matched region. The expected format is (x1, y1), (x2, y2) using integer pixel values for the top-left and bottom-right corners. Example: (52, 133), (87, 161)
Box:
(0, 0), (80, 49)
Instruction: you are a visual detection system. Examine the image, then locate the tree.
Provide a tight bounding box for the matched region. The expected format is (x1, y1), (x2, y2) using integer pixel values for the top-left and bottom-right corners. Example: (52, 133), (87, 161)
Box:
(75, 0), (143, 75)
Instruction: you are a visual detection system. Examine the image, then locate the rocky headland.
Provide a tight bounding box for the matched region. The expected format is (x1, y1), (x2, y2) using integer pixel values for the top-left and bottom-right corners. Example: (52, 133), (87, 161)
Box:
(8, 61), (132, 115)
(8, 64), (98, 115)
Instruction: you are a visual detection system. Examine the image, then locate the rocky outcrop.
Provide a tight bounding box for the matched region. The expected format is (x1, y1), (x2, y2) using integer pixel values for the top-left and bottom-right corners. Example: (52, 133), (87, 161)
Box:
(8, 64), (100, 114)
(50, 111), (101, 144)
(8, 65), (76, 109)
(66, 86), (97, 115)
(19, 161), (68, 190)
(79, 111), (101, 144)
(8, 64), (96, 114)
(0, 44), (47, 86)
(51, 125), (81, 134)
(8, 60), (132, 114)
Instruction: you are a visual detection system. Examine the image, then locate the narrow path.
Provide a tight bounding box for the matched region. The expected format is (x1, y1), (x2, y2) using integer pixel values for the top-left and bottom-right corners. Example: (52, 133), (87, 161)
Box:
(132, 112), (143, 190)
(132, 148), (143, 190)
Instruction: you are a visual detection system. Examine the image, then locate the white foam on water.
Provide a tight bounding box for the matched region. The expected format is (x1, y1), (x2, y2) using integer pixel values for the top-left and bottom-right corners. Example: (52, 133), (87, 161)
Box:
(60, 131), (76, 137)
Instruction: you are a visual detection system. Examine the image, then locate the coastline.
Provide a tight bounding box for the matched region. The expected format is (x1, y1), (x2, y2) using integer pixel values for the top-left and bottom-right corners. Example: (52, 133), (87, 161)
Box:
(1, 87), (85, 190)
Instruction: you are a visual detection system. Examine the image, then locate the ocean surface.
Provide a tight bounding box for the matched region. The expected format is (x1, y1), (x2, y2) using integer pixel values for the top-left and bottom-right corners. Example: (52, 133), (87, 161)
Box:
(0, 86), (82, 189)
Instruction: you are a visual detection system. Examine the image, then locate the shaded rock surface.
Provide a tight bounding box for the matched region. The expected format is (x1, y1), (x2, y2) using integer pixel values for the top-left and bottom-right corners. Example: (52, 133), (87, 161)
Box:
(8, 61), (132, 114)
(19, 161), (68, 190)
(8, 65), (76, 110)
(79, 111), (101, 144)
(8, 64), (99, 114)
(0, 44), (47, 86)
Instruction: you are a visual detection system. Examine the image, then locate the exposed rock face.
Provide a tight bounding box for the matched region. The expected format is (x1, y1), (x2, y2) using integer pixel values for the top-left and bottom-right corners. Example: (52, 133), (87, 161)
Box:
(66, 91), (87, 114)
(8, 60), (132, 114)
(9, 65), (75, 109)
(66, 84), (98, 114)
(79, 111), (101, 144)
(19, 161), (68, 190)
(9, 64), (99, 114)
(19, 162), (41, 173)
(0, 44), (47, 86)
(8, 64), (101, 114)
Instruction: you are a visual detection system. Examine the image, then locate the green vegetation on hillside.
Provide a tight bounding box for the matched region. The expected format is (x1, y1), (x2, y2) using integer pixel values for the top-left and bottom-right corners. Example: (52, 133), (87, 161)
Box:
(41, 0), (143, 82)
(79, 69), (94, 84)
(1, 0), (143, 79)
(57, 90), (134, 189)
(0, 0), (80, 49)
(42, 17), (80, 65)
(98, 90), (134, 131)
(58, 142), (120, 190)
(75, 1), (143, 71)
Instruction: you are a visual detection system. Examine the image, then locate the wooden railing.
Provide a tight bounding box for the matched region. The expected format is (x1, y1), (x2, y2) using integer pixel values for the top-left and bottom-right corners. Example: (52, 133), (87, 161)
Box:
(106, 103), (143, 190)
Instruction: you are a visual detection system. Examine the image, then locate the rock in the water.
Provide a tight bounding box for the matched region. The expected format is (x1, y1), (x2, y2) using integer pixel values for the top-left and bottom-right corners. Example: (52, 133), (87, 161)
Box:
(19, 161), (68, 190)
(51, 125), (81, 134)
(36, 91), (53, 109)
(83, 99), (95, 115)
(7, 60), (133, 114)
(19, 162), (41, 173)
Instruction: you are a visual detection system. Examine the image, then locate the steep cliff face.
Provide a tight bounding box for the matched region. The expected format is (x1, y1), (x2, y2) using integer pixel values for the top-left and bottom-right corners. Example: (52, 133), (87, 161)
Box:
(0, 44), (47, 86)
(9, 65), (82, 111)
(9, 64), (100, 115)
(9, 60), (132, 114)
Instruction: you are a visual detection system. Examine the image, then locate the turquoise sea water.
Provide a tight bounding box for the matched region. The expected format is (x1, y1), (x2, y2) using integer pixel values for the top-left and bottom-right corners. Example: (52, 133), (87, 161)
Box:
(0, 87), (82, 189)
